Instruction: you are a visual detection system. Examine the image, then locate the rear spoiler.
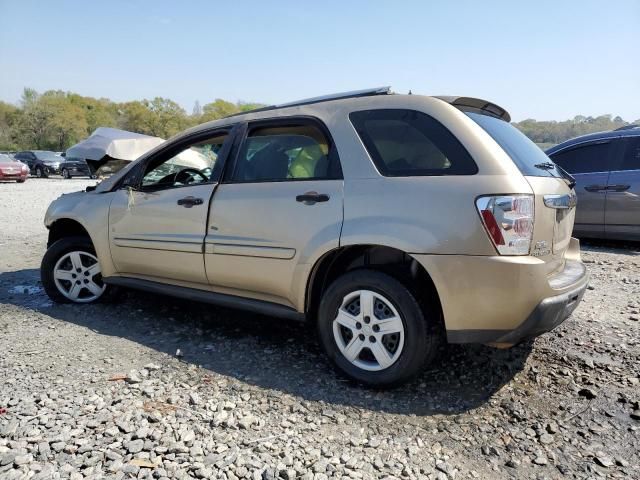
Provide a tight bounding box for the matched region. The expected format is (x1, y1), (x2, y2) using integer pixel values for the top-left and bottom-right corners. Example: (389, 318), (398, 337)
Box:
(434, 96), (511, 123)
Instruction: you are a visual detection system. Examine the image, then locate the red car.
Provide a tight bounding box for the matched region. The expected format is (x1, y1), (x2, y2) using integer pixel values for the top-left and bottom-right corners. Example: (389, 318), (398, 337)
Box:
(0, 153), (29, 182)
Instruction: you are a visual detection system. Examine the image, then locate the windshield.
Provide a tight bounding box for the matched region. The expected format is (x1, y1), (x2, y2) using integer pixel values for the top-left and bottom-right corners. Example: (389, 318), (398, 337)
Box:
(34, 151), (62, 161)
(0, 153), (14, 162)
(466, 112), (560, 177)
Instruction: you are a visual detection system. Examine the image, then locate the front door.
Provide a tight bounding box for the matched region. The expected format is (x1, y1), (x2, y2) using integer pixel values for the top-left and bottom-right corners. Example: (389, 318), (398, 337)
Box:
(108, 130), (233, 284)
(550, 139), (616, 238)
(605, 136), (640, 240)
(205, 119), (344, 308)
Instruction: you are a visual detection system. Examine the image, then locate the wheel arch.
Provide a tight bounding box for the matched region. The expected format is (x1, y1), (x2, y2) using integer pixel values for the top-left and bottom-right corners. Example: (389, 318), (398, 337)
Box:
(305, 244), (444, 329)
(47, 218), (94, 248)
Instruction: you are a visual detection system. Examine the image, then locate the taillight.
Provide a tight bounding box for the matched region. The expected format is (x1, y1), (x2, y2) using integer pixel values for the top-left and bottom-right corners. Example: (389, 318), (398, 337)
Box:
(476, 195), (534, 255)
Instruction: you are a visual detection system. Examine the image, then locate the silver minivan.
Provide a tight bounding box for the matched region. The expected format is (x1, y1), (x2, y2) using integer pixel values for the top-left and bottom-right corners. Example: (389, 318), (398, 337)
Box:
(547, 126), (640, 241)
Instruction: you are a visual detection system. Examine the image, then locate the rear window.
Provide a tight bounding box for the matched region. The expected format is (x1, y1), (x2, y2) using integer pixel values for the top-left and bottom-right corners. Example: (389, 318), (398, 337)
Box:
(466, 112), (558, 177)
(350, 109), (477, 176)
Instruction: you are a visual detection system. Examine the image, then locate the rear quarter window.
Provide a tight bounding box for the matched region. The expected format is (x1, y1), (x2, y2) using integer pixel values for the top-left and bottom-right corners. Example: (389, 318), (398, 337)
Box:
(349, 109), (477, 176)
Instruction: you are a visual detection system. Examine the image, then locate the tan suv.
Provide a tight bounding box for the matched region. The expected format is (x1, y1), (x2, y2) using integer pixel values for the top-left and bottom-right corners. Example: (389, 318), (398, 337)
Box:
(41, 88), (588, 387)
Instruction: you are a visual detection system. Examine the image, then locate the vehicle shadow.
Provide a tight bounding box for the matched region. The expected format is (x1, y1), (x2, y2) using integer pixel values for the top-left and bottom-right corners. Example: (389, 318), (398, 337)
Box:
(0, 268), (533, 416)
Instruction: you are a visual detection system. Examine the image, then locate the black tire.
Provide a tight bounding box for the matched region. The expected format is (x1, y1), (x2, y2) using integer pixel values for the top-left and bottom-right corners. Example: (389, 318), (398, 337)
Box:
(16, 179), (25, 183)
(35, 166), (47, 178)
(62, 168), (70, 179)
(317, 269), (441, 388)
(41, 236), (117, 304)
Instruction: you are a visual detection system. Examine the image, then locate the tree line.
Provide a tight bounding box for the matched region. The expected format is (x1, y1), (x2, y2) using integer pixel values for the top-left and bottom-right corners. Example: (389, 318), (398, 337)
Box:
(0, 88), (264, 151)
(0, 87), (637, 151)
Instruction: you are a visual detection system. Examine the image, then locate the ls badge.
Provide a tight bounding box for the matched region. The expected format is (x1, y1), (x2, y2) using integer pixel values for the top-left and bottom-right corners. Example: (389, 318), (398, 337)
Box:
(532, 240), (551, 257)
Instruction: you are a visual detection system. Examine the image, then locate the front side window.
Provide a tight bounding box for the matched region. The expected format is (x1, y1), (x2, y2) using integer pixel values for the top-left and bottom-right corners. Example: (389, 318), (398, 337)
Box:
(232, 123), (338, 182)
(349, 109), (477, 176)
(550, 141), (613, 174)
(141, 133), (228, 189)
(621, 137), (640, 171)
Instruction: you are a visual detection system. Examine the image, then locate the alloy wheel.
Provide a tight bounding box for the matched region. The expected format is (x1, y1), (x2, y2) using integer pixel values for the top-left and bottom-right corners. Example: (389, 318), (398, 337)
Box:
(332, 289), (405, 371)
(53, 251), (105, 302)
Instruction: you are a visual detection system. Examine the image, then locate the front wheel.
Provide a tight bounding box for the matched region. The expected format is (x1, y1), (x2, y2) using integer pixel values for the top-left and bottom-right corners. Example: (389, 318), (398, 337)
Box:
(41, 236), (113, 304)
(62, 168), (70, 179)
(317, 270), (440, 388)
(35, 166), (47, 178)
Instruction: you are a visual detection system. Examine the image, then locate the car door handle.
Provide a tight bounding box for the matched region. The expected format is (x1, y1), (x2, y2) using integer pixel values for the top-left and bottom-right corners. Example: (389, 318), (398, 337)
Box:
(177, 196), (203, 208)
(296, 192), (330, 204)
(584, 184), (608, 192)
(607, 184), (631, 192)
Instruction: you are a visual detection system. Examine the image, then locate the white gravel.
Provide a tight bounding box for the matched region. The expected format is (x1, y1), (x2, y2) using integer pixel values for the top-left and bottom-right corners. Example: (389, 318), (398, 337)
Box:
(0, 179), (639, 479)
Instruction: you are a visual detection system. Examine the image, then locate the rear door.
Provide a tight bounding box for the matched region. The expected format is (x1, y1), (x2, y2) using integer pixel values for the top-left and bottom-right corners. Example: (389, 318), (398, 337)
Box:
(605, 136), (640, 240)
(205, 118), (344, 308)
(549, 139), (617, 238)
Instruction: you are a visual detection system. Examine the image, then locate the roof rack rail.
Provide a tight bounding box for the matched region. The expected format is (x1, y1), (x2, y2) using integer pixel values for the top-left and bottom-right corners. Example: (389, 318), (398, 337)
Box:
(225, 86), (392, 118)
(614, 124), (639, 131)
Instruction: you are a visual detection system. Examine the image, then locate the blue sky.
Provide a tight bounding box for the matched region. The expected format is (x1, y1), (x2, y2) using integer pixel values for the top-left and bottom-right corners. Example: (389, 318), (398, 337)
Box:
(1, 0), (638, 121)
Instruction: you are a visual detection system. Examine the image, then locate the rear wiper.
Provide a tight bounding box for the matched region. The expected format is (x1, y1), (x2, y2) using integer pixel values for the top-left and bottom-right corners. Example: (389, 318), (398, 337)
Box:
(555, 164), (577, 189)
(534, 161), (556, 170)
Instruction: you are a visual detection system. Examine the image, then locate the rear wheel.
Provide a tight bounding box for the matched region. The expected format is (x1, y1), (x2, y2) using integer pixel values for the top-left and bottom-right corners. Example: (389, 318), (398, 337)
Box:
(35, 166), (47, 178)
(317, 270), (440, 388)
(41, 236), (114, 304)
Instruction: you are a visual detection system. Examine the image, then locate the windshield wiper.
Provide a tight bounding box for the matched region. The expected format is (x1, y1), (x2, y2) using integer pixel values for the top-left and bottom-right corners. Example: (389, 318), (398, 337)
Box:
(534, 161), (557, 170)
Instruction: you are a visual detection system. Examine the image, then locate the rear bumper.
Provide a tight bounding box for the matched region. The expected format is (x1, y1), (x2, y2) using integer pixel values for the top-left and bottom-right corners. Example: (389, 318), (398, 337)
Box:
(411, 237), (589, 345)
(446, 279), (587, 345)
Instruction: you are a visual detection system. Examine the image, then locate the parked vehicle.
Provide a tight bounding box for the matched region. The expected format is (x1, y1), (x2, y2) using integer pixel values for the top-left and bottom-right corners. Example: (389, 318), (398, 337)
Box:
(546, 126), (640, 241)
(14, 150), (62, 177)
(40, 88), (588, 387)
(60, 156), (94, 179)
(0, 153), (28, 182)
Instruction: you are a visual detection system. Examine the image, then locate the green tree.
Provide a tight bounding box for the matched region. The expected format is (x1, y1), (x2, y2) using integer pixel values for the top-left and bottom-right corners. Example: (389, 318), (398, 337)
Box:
(119, 98), (187, 138)
(0, 101), (21, 150)
(41, 95), (88, 150)
(201, 99), (239, 122)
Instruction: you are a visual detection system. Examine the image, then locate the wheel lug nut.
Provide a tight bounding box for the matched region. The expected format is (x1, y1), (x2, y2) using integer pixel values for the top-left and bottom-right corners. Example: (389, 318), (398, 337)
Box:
(71, 274), (76, 278)
(364, 316), (370, 324)
(356, 322), (362, 329)
(358, 334), (365, 341)
(369, 336), (376, 343)
(84, 271), (89, 276)
(83, 279), (89, 284)
(373, 325), (380, 332)
(76, 280), (81, 285)
(76, 268), (81, 273)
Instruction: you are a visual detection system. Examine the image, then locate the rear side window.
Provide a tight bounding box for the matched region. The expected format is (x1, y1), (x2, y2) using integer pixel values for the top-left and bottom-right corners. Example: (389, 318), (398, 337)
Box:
(621, 137), (640, 171)
(466, 112), (559, 177)
(349, 109), (477, 176)
(550, 141), (613, 174)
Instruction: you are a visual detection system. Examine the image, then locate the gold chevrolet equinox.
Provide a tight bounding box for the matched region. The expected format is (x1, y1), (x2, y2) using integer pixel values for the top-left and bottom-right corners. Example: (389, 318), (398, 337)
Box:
(41, 88), (588, 387)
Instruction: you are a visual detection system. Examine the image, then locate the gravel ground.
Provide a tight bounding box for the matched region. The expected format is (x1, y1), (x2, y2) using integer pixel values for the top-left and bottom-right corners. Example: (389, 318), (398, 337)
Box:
(0, 178), (639, 480)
